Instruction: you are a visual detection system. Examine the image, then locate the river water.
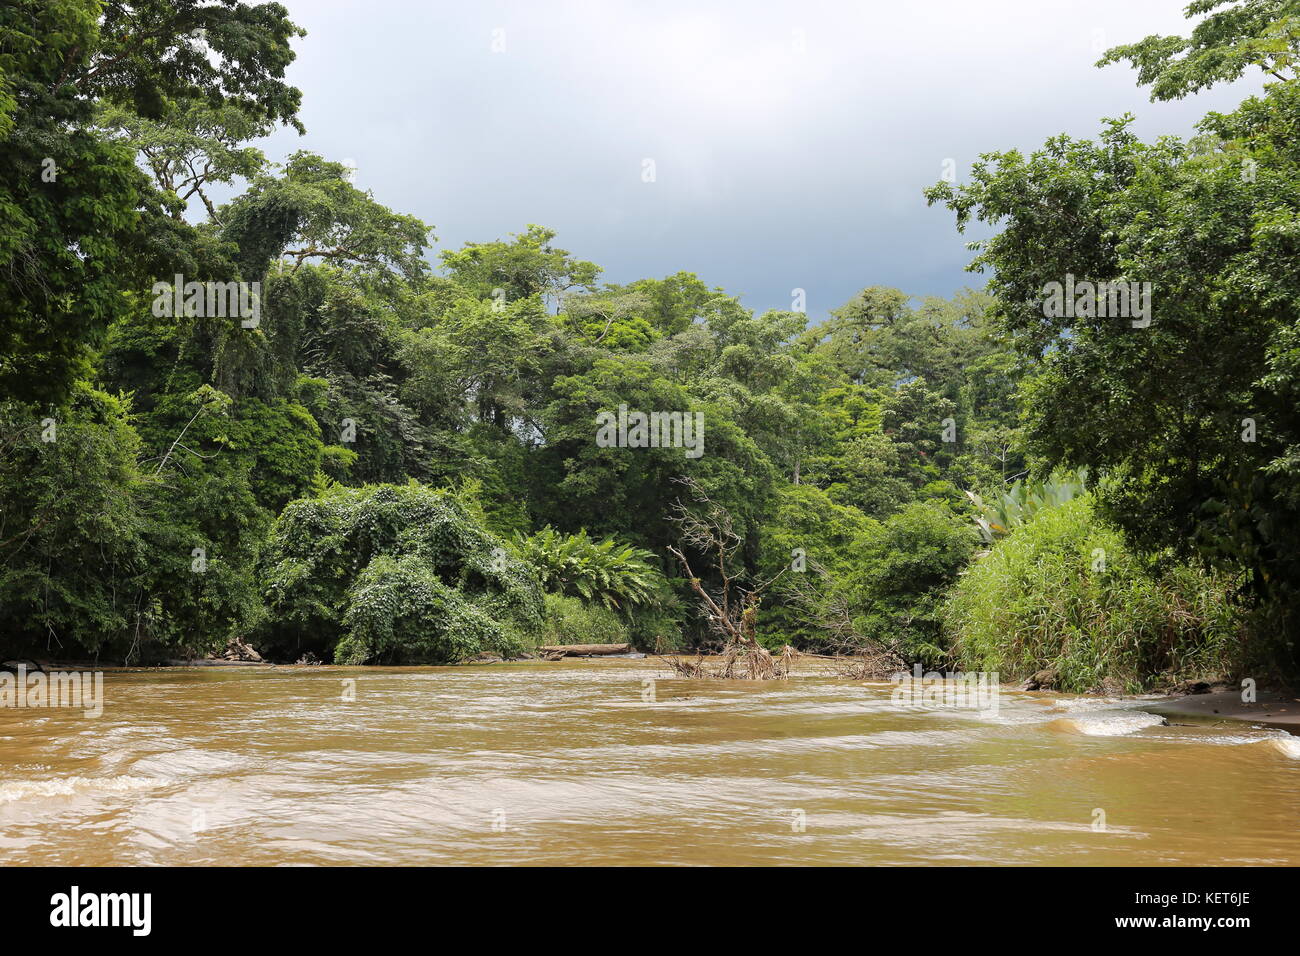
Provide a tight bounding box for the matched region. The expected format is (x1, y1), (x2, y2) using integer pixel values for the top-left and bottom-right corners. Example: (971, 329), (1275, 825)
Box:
(2, 659), (1298, 866)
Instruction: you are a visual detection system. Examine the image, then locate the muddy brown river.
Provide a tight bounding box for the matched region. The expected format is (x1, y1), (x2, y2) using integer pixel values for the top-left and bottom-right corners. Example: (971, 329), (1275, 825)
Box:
(2, 659), (1298, 865)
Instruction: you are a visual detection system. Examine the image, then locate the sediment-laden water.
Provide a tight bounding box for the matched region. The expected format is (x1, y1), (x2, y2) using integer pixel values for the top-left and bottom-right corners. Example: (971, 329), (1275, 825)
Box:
(2, 660), (1298, 865)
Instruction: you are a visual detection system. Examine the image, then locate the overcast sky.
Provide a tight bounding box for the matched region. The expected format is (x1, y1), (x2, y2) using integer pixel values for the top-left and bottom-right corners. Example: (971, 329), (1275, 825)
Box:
(252, 0), (1261, 321)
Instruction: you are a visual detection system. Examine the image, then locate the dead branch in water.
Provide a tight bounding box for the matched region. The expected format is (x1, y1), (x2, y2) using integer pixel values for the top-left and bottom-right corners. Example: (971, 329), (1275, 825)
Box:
(662, 479), (795, 680)
(656, 640), (800, 680)
(823, 647), (907, 681)
(656, 649), (711, 679)
(775, 555), (909, 676)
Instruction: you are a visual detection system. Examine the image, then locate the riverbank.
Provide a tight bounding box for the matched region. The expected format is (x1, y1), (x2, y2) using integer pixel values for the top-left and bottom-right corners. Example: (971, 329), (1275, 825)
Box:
(1133, 688), (1300, 734)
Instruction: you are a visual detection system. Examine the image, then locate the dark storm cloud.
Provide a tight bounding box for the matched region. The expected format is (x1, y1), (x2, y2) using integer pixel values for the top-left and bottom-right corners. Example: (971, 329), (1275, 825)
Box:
(252, 0), (1260, 320)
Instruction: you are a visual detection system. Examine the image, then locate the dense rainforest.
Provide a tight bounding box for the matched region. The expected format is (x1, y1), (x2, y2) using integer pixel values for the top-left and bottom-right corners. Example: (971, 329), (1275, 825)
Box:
(1, 0), (1298, 691)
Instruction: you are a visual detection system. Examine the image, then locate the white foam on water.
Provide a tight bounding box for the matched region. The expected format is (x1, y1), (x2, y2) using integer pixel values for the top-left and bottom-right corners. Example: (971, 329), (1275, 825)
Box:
(0, 775), (159, 805)
(1051, 711), (1168, 736)
(1266, 736), (1300, 759)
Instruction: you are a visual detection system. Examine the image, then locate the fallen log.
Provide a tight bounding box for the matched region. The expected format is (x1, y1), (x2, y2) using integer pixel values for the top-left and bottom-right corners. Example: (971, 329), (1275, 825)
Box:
(538, 643), (632, 657)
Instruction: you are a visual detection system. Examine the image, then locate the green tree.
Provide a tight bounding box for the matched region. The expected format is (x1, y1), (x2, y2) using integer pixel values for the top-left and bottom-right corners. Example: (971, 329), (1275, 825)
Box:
(220, 151), (431, 281)
(0, 0), (303, 403)
(1098, 0), (1300, 100)
(258, 483), (544, 663)
(98, 100), (274, 221)
(929, 9), (1300, 661)
(440, 224), (599, 308)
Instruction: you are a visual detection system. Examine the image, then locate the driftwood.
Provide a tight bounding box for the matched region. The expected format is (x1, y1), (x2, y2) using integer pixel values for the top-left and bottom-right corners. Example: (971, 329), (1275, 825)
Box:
(823, 649), (906, 680)
(538, 643), (632, 657)
(658, 644), (799, 680)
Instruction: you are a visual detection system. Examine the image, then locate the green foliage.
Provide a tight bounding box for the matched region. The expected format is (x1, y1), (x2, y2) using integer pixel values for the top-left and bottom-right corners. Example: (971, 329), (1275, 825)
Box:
(220, 152), (432, 281)
(0, 387), (145, 655)
(513, 526), (682, 650)
(532, 352), (777, 555)
(136, 448), (269, 655)
(927, 67), (1300, 659)
(0, 0), (304, 404)
(617, 272), (735, 337)
(4, 0), (1276, 690)
(841, 501), (979, 664)
(337, 555), (523, 665)
(539, 593), (630, 646)
(439, 224), (600, 305)
(756, 483), (879, 649)
(0, 385), (265, 661)
(514, 527), (661, 611)
(964, 467), (1089, 543)
(66, 0), (305, 128)
(624, 596), (687, 651)
(1098, 0), (1299, 101)
(802, 287), (1025, 521)
(257, 483), (543, 663)
(224, 397), (324, 511)
(98, 101), (273, 220)
(948, 497), (1244, 691)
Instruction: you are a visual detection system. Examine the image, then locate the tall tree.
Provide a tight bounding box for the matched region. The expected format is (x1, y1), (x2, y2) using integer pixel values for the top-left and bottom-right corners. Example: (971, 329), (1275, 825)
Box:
(0, 0), (304, 403)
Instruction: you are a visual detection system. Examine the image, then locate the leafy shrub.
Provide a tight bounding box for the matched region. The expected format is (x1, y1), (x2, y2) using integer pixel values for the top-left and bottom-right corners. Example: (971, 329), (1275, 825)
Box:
(539, 593), (630, 646)
(841, 500), (978, 664)
(514, 527), (682, 649)
(963, 467), (1088, 543)
(946, 495), (1243, 691)
(257, 482), (543, 663)
(513, 526), (662, 611)
(337, 555), (523, 664)
(756, 483), (880, 651)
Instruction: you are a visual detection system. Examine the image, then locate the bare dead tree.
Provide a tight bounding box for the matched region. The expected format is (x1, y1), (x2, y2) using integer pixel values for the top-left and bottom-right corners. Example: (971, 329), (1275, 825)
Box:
(664, 478), (793, 679)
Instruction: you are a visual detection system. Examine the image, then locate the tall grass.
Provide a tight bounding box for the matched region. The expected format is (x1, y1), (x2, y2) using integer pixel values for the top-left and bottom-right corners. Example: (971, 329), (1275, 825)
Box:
(946, 495), (1244, 692)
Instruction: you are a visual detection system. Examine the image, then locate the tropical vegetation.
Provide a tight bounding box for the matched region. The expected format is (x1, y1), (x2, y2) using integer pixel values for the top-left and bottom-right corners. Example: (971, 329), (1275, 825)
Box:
(0, 0), (1292, 690)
